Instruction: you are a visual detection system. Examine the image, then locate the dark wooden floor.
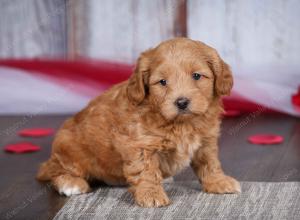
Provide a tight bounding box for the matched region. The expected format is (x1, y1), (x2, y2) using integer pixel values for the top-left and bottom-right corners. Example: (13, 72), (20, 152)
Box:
(0, 114), (300, 220)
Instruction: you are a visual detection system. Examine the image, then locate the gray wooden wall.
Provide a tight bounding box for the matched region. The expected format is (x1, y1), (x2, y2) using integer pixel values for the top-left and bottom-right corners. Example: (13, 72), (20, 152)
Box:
(0, 0), (185, 60)
(0, 0), (299, 71)
(188, 0), (300, 70)
(68, 0), (185, 62)
(0, 0), (67, 58)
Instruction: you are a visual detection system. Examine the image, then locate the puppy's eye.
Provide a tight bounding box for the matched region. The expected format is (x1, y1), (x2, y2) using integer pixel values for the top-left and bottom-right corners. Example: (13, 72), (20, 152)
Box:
(192, 73), (202, 80)
(159, 79), (167, 86)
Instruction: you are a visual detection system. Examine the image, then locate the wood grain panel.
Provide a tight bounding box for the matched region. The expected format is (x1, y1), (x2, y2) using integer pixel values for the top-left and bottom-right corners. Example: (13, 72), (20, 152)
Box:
(0, 0), (67, 58)
(68, 0), (186, 62)
(0, 0), (187, 60)
(188, 0), (300, 69)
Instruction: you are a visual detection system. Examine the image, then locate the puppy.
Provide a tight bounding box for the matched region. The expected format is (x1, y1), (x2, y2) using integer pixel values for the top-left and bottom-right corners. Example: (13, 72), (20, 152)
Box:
(37, 38), (240, 207)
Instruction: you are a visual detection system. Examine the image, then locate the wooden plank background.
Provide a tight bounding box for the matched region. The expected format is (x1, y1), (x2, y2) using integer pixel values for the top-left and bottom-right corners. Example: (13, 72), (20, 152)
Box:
(68, 0), (186, 62)
(188, 0), (300, 70)
(0, 0), (299, 71)
(0, 0), (68, 58)
(0, 0), (186, 61)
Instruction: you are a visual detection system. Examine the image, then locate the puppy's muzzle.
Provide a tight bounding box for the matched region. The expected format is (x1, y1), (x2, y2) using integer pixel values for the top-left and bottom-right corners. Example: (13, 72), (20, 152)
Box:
(175, 97), (190, 111)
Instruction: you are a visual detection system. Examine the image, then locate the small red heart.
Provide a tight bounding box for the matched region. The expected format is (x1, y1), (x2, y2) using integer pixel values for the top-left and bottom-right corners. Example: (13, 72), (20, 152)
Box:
(18, 128), (54, 137)
(248, 134), (284, 145)
(4, 142), (41, 153)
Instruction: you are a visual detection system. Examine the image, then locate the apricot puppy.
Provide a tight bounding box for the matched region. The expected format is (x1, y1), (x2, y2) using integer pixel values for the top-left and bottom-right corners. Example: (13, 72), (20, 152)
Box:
(37, 38), (240, 207)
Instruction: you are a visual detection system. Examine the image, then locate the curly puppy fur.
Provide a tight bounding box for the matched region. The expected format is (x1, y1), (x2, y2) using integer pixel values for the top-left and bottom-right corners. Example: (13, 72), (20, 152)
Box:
(37, 38), (240, 207)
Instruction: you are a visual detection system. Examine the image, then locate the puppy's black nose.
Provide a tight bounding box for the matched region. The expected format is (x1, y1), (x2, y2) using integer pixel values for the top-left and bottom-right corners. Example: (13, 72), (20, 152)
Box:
(175, 97), (190, 110)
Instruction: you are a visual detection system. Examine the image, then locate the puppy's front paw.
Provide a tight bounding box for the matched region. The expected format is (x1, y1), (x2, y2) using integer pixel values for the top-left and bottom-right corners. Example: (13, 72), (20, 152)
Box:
(202, 175), (241, 194)
(54, 175), (91, 197)
(133, 186), (171, 207)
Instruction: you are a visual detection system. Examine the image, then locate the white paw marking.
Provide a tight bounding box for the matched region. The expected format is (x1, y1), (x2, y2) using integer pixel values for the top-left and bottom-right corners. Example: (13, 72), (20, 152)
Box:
(235, 182), (242, 193)
(59, 185), (82, 196)
(163, 177), (174, 183)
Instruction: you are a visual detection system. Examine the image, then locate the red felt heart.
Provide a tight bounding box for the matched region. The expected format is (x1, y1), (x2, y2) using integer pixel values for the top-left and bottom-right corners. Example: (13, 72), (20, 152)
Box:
(4, 142), (41, 153)
(18, 128), (54, 137)
(248, 134), (284, 145)
(223, 110), (242, 117)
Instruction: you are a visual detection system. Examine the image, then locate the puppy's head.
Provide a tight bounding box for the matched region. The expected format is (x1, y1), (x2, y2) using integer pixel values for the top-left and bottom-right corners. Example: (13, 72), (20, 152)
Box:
(127, 38), (233, 121)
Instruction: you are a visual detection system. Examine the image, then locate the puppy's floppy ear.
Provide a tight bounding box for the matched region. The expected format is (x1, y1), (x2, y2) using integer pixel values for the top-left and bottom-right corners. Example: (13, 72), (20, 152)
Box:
(208, 50), (233, 96)
(127, 49), (153, 104)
